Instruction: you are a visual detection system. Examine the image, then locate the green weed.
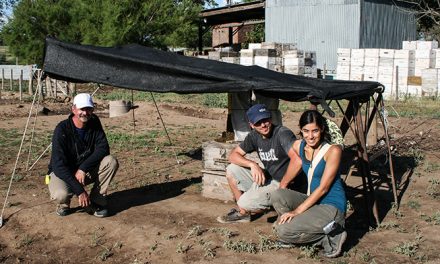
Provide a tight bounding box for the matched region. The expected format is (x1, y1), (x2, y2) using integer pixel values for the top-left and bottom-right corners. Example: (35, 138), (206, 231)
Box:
(298, 245), (319, 259)
(393, 235), (423, 258)
(15, 234), (35, 248)
(176, 242), (191, 254)
(90, 227), (105, 247)
(421, 211), (440, 225)
(223, 239), (257, 254)
(209, 227), (236, 238)
(426, 178), (440, 198)
(186, 225), (204, 238)
(359, 251), (373, 262)
(407, 200), (421, 210)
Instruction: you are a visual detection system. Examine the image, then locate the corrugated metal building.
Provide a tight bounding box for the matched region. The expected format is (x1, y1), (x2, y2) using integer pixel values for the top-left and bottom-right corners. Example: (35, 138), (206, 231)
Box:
(265, 0), (417, 70)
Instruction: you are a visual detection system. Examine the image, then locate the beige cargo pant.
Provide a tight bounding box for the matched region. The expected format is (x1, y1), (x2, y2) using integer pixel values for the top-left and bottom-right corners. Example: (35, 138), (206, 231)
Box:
(48, 155), (119, 209)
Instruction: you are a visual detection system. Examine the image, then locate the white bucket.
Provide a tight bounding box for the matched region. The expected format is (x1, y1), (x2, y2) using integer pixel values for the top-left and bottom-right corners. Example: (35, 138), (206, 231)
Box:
(109, 100), (132, 118)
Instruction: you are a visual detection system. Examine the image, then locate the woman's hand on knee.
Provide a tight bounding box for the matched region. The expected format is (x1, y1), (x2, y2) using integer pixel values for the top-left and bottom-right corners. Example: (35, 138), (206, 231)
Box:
(279, 211), (299, 224)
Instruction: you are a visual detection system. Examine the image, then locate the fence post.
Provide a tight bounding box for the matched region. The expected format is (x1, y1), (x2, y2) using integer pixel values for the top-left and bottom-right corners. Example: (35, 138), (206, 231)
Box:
(19, 69), (23, 101)
(1, 69), (3, 93)
(28, 67), (33, 95)
(10, 69), (13, 91)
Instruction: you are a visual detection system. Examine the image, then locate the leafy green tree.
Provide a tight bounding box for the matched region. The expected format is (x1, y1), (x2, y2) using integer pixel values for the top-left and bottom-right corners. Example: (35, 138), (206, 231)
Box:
(2, 0), (211, 64)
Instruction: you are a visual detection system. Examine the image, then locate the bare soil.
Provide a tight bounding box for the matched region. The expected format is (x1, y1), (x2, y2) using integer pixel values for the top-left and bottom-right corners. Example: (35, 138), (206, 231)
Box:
(1, 92), (440, 264)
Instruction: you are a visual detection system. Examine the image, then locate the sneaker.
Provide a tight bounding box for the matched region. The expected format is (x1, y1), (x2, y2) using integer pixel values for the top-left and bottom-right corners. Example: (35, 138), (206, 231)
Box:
(323, 230), (347, 258)
(56, 206), (70, 217)
(274, 240), (295, 249)
(90, 203), (109, 218)
(216, 208), (251, 223)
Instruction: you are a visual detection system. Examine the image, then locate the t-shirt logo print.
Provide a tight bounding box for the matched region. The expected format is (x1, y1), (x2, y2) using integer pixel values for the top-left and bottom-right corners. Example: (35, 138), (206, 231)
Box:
(258, 148), (279, 161)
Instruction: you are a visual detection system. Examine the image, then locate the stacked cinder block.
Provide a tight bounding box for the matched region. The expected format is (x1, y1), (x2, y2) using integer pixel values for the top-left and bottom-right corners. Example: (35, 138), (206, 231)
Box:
(350, 49), (365, 81)
(207, 50), (239, 62)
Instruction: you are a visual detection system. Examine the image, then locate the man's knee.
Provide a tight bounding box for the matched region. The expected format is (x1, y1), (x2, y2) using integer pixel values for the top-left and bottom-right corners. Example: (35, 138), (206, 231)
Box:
(50, 188), (71, 204)
(102, 155), (119, 171)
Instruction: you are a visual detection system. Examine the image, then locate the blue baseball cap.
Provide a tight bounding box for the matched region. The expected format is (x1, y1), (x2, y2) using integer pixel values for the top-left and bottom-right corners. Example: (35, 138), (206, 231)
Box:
(246, 104), (271, 124)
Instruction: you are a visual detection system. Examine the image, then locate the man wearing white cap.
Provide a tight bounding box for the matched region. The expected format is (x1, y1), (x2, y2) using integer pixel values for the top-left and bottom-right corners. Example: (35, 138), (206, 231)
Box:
(48, 93), (118, 217)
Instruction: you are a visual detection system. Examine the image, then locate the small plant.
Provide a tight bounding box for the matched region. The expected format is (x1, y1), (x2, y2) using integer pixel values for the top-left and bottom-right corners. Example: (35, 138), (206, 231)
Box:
(391, 202), (404, 218)
(15, 234), (35, 248)
(223, 239), (257, 254)
(408, 146), (424, 166)
(186, 225), (204, 238)
(90, 227), (105, 247)
(423, 161), (440, 173)
(426, 178), (440, 198)
(378, 221), (400, 230)
(407, 200), (421, 210)
(298, 245), (319, 259)
(149, 241), (158, 252)
(359, 251), (373, 262)
(393, 235), (423, 258)
(209, 227), (236, 238)
(97, 246), (113, 261)
(200, 241), (216, 258)
(176, 242), (192, 254)
(421, 211), (440, 225)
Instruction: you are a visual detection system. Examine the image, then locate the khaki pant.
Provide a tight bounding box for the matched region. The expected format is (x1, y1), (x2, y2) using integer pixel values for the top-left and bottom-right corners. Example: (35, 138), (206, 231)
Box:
(48, 155), (119, 208)
(226, 163), (279, 211)
(270, 189), (345, 252)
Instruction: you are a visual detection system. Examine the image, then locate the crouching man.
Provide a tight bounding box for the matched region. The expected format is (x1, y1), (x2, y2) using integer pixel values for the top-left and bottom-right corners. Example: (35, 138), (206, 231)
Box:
(217, 104), (300, 223)
(48, 93), (118, 217)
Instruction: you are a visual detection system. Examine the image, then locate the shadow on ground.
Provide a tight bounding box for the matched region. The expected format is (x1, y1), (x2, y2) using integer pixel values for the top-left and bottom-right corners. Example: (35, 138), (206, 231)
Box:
(107, 176), (201, 215)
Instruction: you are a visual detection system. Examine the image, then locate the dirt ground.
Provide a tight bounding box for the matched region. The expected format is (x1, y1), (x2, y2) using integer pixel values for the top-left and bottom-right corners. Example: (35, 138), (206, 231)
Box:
(0, 92), (440, 264)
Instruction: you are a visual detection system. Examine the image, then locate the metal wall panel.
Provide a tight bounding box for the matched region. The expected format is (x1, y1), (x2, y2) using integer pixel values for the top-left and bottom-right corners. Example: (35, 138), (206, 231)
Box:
(361, 1), (417, 49)
(265, 0), (417, 70)
(266, 0), (361, 70)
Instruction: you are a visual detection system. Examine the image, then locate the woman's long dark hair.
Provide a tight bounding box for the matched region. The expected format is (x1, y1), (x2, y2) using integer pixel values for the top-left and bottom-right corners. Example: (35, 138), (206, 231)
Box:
(299, 110), (331, 142)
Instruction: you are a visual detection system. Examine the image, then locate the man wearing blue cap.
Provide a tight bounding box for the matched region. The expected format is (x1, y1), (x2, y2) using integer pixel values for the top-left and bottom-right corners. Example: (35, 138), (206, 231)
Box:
(48, 93), (118, 217)
(217, 104), (300, 223)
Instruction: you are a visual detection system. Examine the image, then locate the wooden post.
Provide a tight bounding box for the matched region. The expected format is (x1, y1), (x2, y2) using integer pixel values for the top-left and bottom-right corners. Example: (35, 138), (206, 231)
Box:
(19, 69), (23, 101)
(1, 69), (3, 94)
(395, 66), (399, 101)
(46, 77), (52, 97)
(367, 107), (378, 146)
(28, 68), (33, 95)
(10, 69), (13, 91)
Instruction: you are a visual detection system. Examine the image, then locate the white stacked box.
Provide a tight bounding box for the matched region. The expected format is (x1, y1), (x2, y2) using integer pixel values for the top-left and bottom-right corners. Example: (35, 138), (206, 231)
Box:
(364, 49), (380, 58)
(378, 49), (395, 95)
(407, 85), (422, 97)
(435, 49), (440, 68)
(304, 66), (318, 78)
(239, 49), (254, 66)
(248, 43), (262, 50)
(416, 40), (438, 50)
(402, 41), (417, 50)
(421, 68), (439, 96)
(336, 48), (351, 80)
(394, 50), (416, 92)
(415, 49), (435, 76)
(350, 65), (364, 81)
(221, 57), (240, 64)
(282, 49), (306, 76)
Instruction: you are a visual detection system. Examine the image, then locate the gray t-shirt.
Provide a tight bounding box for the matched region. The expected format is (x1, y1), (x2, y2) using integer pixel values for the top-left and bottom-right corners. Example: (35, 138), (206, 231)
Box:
(239, 125), (296, 182)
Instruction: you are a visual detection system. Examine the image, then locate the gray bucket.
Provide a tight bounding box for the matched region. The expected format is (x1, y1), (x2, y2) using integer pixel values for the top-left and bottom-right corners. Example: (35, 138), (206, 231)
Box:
(109, 100), (132, 117)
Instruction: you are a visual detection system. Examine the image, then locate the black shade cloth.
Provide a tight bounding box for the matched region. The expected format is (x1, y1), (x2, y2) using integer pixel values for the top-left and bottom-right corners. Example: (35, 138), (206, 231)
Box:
(43, 37), (383, 102)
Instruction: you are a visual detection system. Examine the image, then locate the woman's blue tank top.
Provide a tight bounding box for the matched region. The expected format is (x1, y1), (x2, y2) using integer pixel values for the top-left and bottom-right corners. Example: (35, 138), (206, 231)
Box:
(299, 140), (347, 213)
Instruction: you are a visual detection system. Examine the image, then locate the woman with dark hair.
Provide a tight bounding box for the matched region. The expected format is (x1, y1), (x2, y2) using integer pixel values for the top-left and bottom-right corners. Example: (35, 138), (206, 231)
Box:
(271, 110), (347, 258)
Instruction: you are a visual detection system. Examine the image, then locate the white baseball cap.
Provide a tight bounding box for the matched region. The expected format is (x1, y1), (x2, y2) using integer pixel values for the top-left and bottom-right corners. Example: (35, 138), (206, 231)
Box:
(73, 93), (94, 109)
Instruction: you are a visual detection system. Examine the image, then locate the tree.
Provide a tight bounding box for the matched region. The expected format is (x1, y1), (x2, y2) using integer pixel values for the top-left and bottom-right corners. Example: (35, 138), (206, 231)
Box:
(397, 0), (440, 40)
(0, 0), (16, 27)
(2, 0), (211, 64)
